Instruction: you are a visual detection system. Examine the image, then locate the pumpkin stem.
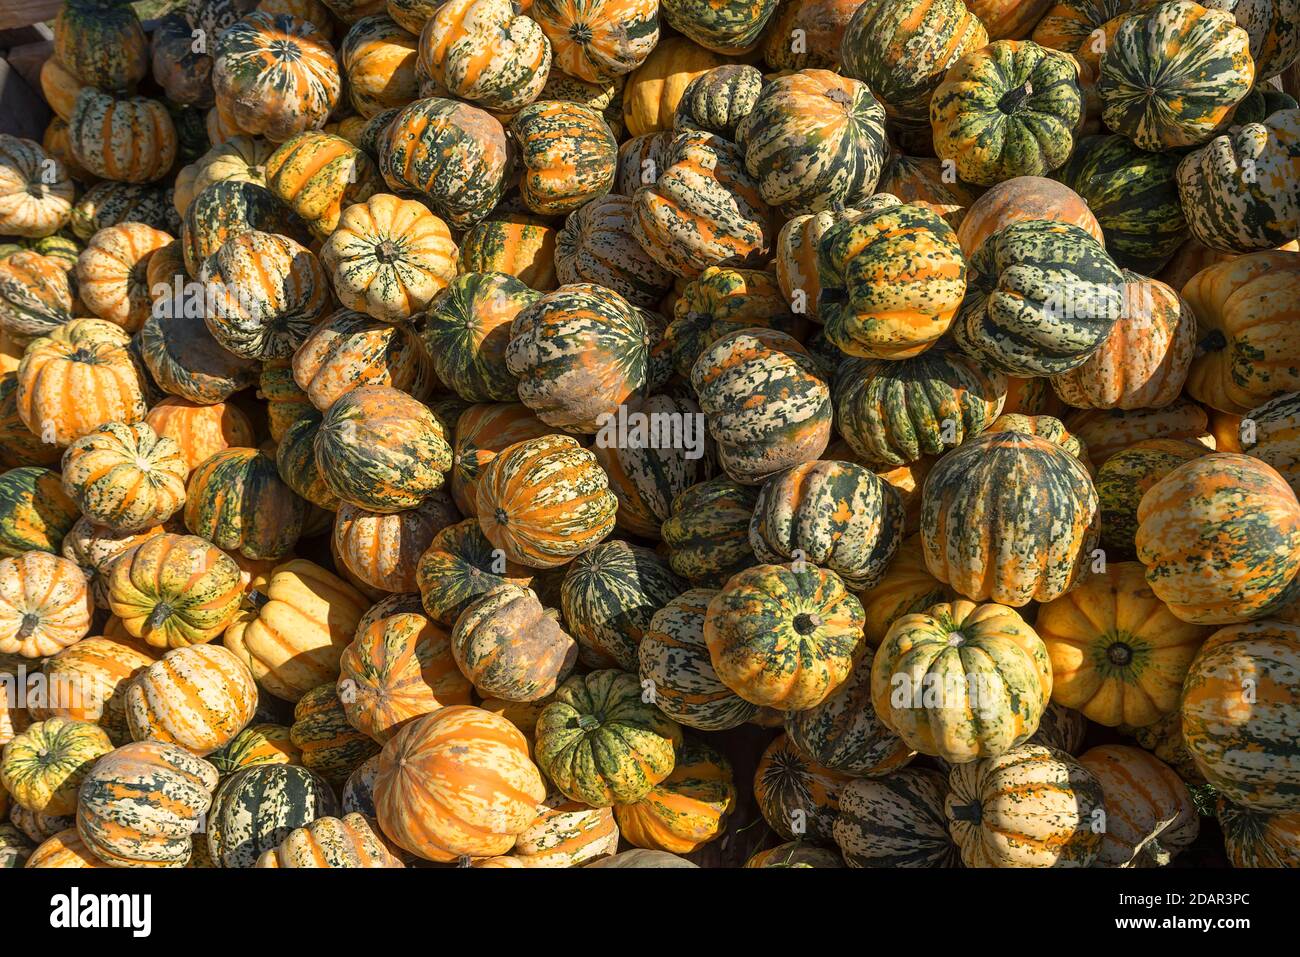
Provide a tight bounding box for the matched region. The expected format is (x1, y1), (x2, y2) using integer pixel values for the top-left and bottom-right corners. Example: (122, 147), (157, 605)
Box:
(792, 612), (822, 635)
(1143, 840), (1172, 867)
(576, 713), (600, 731)
(1106, 642), (1133, 667)
(949, 801), (983, 824)
(145, 602), (173, 630)
(997, 80), (1035, 115)
(374, 239), (402, 264)
(1197, 329), (1227, 356)
(455, 854), (473, 868)
(246, 589), (270, 611)
(16, 612), (40, 639)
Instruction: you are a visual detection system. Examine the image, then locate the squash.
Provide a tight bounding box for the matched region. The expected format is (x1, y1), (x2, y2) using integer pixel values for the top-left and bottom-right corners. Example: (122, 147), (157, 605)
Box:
(1181, 619), (1300, 810)
(614, 740), (734, 853)
(510, 101), (618, 217)
(53, 0), (149, 93)
(632, 129), (773, 278)
(0, 252), (74, 344)
(0, 467), (79, 558)
(145, 399), (255, 476)
(1, 717), (112, 816)
(447, 403), (551, 516)
(946, 744), (1104, 866)
(555, 195), (672, 312)
(745, 841), (843, 867)
(58, 423), (186, 535)
(68, 89), (176, 184)
(184, 447), (305, 561)
(415, 0), (551, 112)
(379, 97), (512, 230)
(762, 0), (862, 70)
(0, 553), (93, 660)
(840, 0), (990, 137)
(1078, 744), (1199, 867)
(459, 214), (558, 291)
(205, 722), (301, 777)
(0, 375), (59, 470)
(450, 584), (577, 702)
(1241, 391), (1300, 495)
(414, 518), (535, 626)
(107, 533), (243, 650)
(0, 137), (74, 240)
(255, 812), (403, 867)
(874, 155), (977, 232)
(507, 792), (619, 867)
(374, 705), (546, 860)
(833, 768), (960, 866)
(931, 40), (1083, 185)
(32, 637), (157, 745)
(921, 430), (1100, 605)
(75, 740), (217, 867)
(1066, 397), (1212, 466)
(10, 806), (74, 844)
(969, 0), (1056, 37)
(983, 412), (1092, 469)
(24, 828), (110, 868)
(150, 12), (213, 108)
(660, 477), (759, 584)
(181, 181), (300, 278)
(1031, 0), (1158, 51)
(342, 14), (419, 118)
(531, 0), (657, 84)
(856, 534), (954, 648)
(1218, 798), (1300, 868)
(206, 764), (340, 867)
(753, 732), (849, 843)
(475, 434), (617, 569)
(124, 644), (258, 756)
(1136, 453), (1300, 623)
(294, 310), (432, 412)
(622, 35), (724, 136)
(173, 137), (273, 220)
(140, 311), (261, 409)
(660, 0), (777, 51)
(321, 193), (458, 324)
(615, 130), (672, 195)
(213, 12), (342, 143)
(0, 821), (34, 867)
(264, 132), (381, 240)
(71, 182), (178, 244)
(955, 175), (1103, 256)
(672, 64), (762, 139)
(290, 682), (382, 787)
(39, 57), (86, 125)
(333, 498), (453, 595)
(1096, 439), (1210, 556)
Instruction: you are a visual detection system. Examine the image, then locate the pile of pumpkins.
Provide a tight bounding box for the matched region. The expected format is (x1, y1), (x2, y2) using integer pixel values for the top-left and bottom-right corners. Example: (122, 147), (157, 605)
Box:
(0, 0), (1298, 870)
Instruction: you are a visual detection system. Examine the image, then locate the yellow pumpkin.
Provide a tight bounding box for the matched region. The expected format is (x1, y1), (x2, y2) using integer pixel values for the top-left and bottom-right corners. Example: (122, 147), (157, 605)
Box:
(0, 552), (93, 659)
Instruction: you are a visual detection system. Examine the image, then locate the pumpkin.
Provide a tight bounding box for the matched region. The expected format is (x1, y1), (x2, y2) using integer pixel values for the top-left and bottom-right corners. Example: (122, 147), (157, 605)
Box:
(264, 132), (382, 240)
(173, 137), (273, 219)
(124, 644), (258, 756)
(414, 518), (535, 625)
(53, 0), (149, 93)
(1095, 439), (1210, 555)
(535, 669), (683, 806)
(660, 477), (759, 584)
(855, 535), (952, 648)
(0, 468), (79, 557)
(140, 310), (261, 409)
(290, 682), (382, 787)
(833, 768), (960, 866)
(207, 723), (301, 776)
(0, 553), (93, 659)
(447, 403), (551, 516)
(753, 732), (849, 843)
(0, 375), (59, 470)
(921, 430), (1100, 605)
(10, 806), (73, 844)
(314, 385), (452, 513)
(75, 740), (217, 867)
(379, 97), (512, 230)
(735, 70), (886, 217)
(450, 584), (578, 701)
(505, 792), (617, 866)
(107, 533), (243, 649)
(32, 637), (157, 745)
(588, 847), (697, 866)
(24, 827), (110, 868)
(983, 412), (1092, 469)
(661, 0), (777, 51)
(946, 744), (1104, 866)
(613, 739), (734, 853)
(200, 230), (331, 361)
(416, 0), (551, 112)
(459, 214), (558, 291)
(72, 182), (179, 243)
(955, 175), (1103, 256)
(673, 64), (762, 139)
(762, 0), (863, 70)
(475, 434), (618, 568)
(321, 194), (458, 324)
(530, 0), (657, 85)
(875, 155), (977, 232)
(0, 137), (74, 240)
(622, 35), (724, 136)
(510, 101), (618, 216)
(555, 197), (672, 314)
(1181, 619), (1300, 810)
(333, 498), (453, 595)
(1, 717), (112, 816)
(224, 559), (370, 701)
(953, 219), (1125, 376)
(1099, 1), (1254, 150)
(184, 447), (305, 561)
(833, 351), (1007, 469)
(146, 399), (256, 476)
(1031, 0), (1157, 50)
(615, 130), (672, 194)
(374, 705), (546, 860)
(293, 310), (432, 412)
(1066, 397), (1212, 466)
(632, 129), (773, 278)
(342, 14), (419, 117)
(0, 821), (34, 867)
(1241, 391), (1300, 494)
(206, 764), (340, 867)
(342, 754), (381, 815)
(150, 12), (214, 108)
(840, 0), (990, 136)
(182, 181), (300, 278)
(745, 841), (843, 867)
(68, 89), (177, 184)
(1218, 798), (1300, 868)
(0, 252), (74, 343)
(21, 234), (81, 274)
(1136, 453), (1300, 623)
(255, 812), (403, 867)
(60, 423), (187, 534)
(213, 12), (342, 143)
(968, 0), (1056, 36)
(1078, 744), (1199, 867)
(39, 57), (86, 125)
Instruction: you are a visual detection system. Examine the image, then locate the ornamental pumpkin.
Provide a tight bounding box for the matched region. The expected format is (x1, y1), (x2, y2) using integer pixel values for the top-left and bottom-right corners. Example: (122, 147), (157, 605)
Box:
(475, 434), (618, 568)
(946, 744), (1104, 866)
(206, 764), (340, 868)
(632, 129), (773, 277)
(0, 821), (33, 866)
(255, 813), (403, 868)
(150, 12), (213, 108)
(1176, 109), (1300, 253)
(921, 431), (1100, 605)
(1065, 397), (1212, 466)
(173, 137), (274, 219)
(71, 182), (178, 243)
(839, 0), (990, 136)
(505, 792), (617, 867)
(314, 385), (452, 513)
(333, 497), (455, 595)
(1078, 744), (1199, 867)
(1181, 251), (1300, 414)
(871, 599), (1052, 762)
(207, 723), (301, 777)
(379, 97), (512, 230)
(76, 740), (217, 867)
(342, 15), (420, 117)
(956, 175), (1104, 258)
(416, 0), (552, 112)
(374, 705), (546, 860)
(10, 805), (73, 844)
(660, 0), (777, 51)
(16, 319), (147, 448)
(124, 644), (258, 756)
(692, 328), (831, 485)
(762, 0), (862, 70)
(213, 13), (342, 143)
(264, 132), (382, 240)
(614, 740), (734, 853)
(291, 683), (382, 787)
(1219, 799), (1300, 868)
(1036, 562), (1211, 727)
(673, 64), (762, 139)
(294, 310), (432, 411)
(968, 0), (1056, 36)
(140, 309), (261, 408)
(531, 0), (657, 84)
(511, 101), (618, 216)
(1, 717), (112, 816)
(145, 399), (255, 476)
(983, 412), (1092, 468)
(615, 130), (672, 194)
(459, 214), (558, 291)
(1136, 453), (1300, 623)
(60, 423), (186, 533)
(321, 194), (458, 324)
(53, 0), (149, 91)
(753, 732), (850, 843)
(447, 403), (552, 516)
(40, 58), (86, 125)
(505, 283), (650, 434)
(201, 230), (331, 361)
(622, 36), (723, 136)
(536, 669), (683, 806)
(1100, 1), (1256, 144)
(25, 828), (109, 868)
(1241, 391), (1300, 494)
(184, 447), (305, 561)
(875, 155), (978, 232)
(0, 467), (79, 557)
(660, 477), (759, 584)
(736, 70), (886, 217)
(833, 768), (960, 866)
(857, 534), (955, 647)
(555, 195), (673, 311)
(32, 637), (158, 745)
(0, 137), (74, 240)
(450, 584), (578, 701)
(0, 553), (93, 659)
(414, 518), (535, 625)
(181, 181), (301, 278)
(1181, 619), (1300, 810)
(953, 219), (1125, 376)
(68, 89), (177, 184)
(1031, 0), (1158, 51)
(1096, 439), (1210, 555)
(0, 251), (74, 343)
(107, 533), (243, 649)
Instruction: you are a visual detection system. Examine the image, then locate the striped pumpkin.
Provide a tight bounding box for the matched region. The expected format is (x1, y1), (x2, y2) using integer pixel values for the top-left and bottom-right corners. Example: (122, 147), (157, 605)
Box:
(447, 403), (552, 516)
(451, 583), (577, 701)
(622, 36), (724, 136)
(1031, 0), (1156, 52)
(207, 723), (301, 776)
(291, 683), (382, 788)
(660, 0), (776, 51)
(255, 813), (403, 867)
(71, 182), (177, 243)
(25, 828), (110, 869)
(533, 0), (658, 84)
(753, 732), (849, 844)
(1219, 799), (1300, 868)
(76, 740), (217, 868)
(1028, 701), (1089, 753)
(983, 412), (1092, 469)
(33, 637), (158, 745)
(955, 175), (1103, 256)
(459, 214), (558, 291)
(1096, 440), (1212, 556)
(74, 223), (173, 334)
(124, 644), (258, 756)
(184, 447), (305, 561)
(0, 552), (93, 659)
(511, 792), (620, 866)
(875, 155), (977, 231)
(1242, 391), (1300, 495)
(1065, 397), (1211, 466)
(68, 89), (176, 183)
(274, 408), (341, 511)
(0, 137), (74, 240)
(833, 769), (960, 866)
(0, 374), (60, 470)
(264, 131), (382, 240)
(762, 0), (862, 69)
(139, 310), (261, 407)
(53, 0), (149, 92)
(1078, 744), (1199, 867)
(614, 740), (734, 853)
(341, 14), (419, 117)
(1, 717), (112, 816)
(207, 764), (340, 868)
(181, 181), (299, 279)
(60, 423), (186, 533)
(660, 477), (759, 585)
(416, 0), (551, 112)
(773, 209), (860, 324)
(673, 64), (763, 138)
(0, 251), (73, 343)
(293, 309), (432, 411)
(173, 137), (273, 219)
(0, 467), (78, 557)
(414, 518), (534, 625)
(511, 101), (618, 216)
(333, 497), (455, 594)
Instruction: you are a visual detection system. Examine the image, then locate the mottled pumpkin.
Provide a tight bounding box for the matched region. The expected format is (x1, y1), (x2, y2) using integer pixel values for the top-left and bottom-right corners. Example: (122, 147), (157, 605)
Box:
(416, 0), (551, 112)
(660, 477), (759, 584)
(753, 732), (849, 843)
(255, 812), (403, 868)
(446, 403), (550, 516)
(0, 137), (74, 240)
(173, 137), (273, 220)
(145, 398), (256, 476)
(341, 14), (419, 118)
(205, 763), (340, 867)
(1096, 439), (1209, 556)
(60, 422), (187, 533)
(0, 467), (79, 557)
(459, 214), (558, 291)
(957, 175), (1104, 258)
(1241, 390), (1300, 496)
(762, 0), (863, 70)
(124, 644), (258, 756)
(450, 583), (577, 701)
(68, 89), (176, 184)
(53, 0), (149, 92)
(833, 768), (959, 866)
(414, 518), (535, 626)
(32, 637), (158, 745)
(181, 180), (300, 278)
(0, 251), (74, 343)
(1077, 744), (1199, 866)
(264, 131), (382, 240)
(672, 63), (761, 139)
(333, 497), (454, 596)
(139, 310), (261, 407)
(24, 828), (110, 868)
(0, 552), (92, 659)
(613, 740), (734, 853)
(185, 447), (305, 561)
(511, 101), (618, 216)
(1066, 396), (1212, 466)
(150, 12), (213, 109)
(1219, 798), (1300, 868)
(290, 682), (382, 788)
(1, 718), (112, 816)
(509, 791), (619, 866)
(875, 154), (978, 231)
(532, 0), (658, 84)
(293, 310), (432, 413)
(71, 182), (178, 243)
